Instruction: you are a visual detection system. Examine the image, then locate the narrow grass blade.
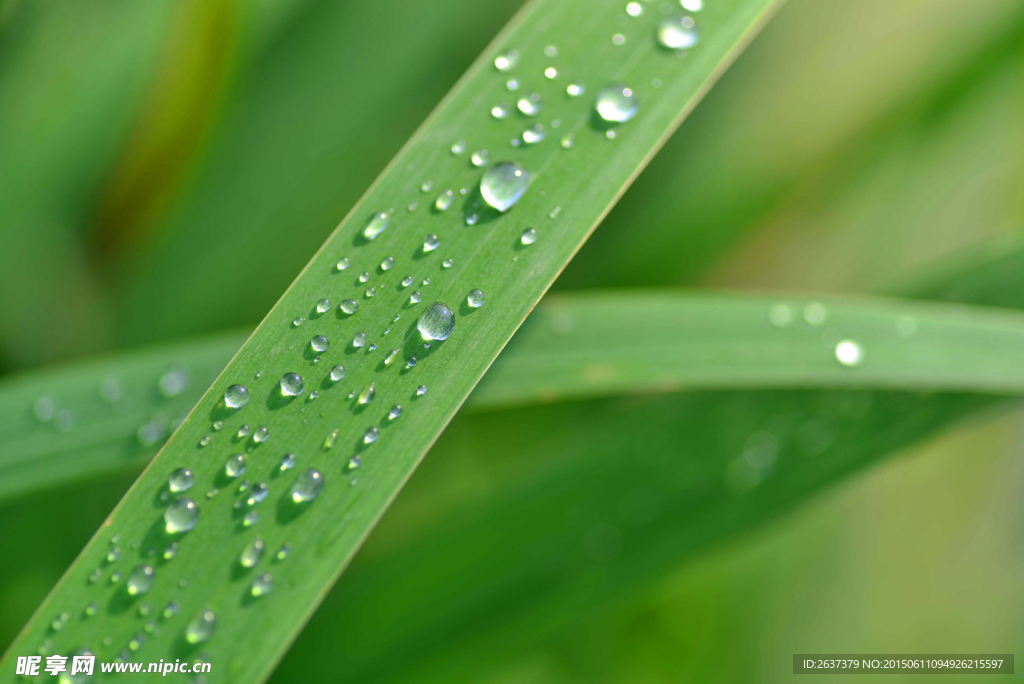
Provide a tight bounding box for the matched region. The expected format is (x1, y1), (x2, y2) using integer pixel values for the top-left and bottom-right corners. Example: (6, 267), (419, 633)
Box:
(0, 0), (783, 679)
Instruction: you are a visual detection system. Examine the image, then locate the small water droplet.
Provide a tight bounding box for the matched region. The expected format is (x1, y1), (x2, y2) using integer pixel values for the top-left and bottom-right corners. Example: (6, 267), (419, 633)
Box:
(225, 454), (246, 478)
(278, 454), (296, 472)
(251, 573), (273, 597)
(239, 539), (264, 567)
(548, 206), (561, 219)
(560, 134), (574, 149)
(309, 335), (330, 354)
(405, 357), (417, 368)
(627, 1), (643, 16)
(506, 77), (520, 91)
(352, 332), (367, 348)
(442, 258), (453, 268)
(419, 180), (433, 193)
(384, 349), (400, 366)
(566, 80), (586, 98)
(221, 384), (249, 411)
(252, 426), (269, 443)
(168, 468), (194, 493)
(32, 397), (53, 422)
(163, 542), (179, 560)
(316, 298), (332, 314)
(56, 409), (75, 432)
(276, 543), (291, 561)
(544, 45), (558, 57)
(89, 568), (103, 583)
(362, 212), (389, 240)
(212, 420), (224, 431)
(465, 213), (479, 225)
(494, 49), (519, 71)
(185, 611), (216, 644)
(835, 340), (864, 367)
(242, 510), (258, 526)
(612, 33), (626, 45)
(358, 384), (376, 405)
(416, 385), (428, 396)
(657, 14), (699, 49)
(521, 228), (538, 245)
(435, 190), (454, 211)
(418, 302), (455, 341)
(388, 405), (403, 420)
(409, 291), (422, 304)
(100, 378), (123, 403)
(164, 499), (198, 533)
(423, 234), (440, 252)
(126, 565), (155, 595)
(768, 303), (795, 328)
(338, 299), (358, 316)
(595, 84), (638, 122)
(158, 369), (189, 398)
(480, 162), (531, 212)
(517, 94), (541, 116)
(85, 602), (98, 617)
(544, 67), (558, 79)
(236, 425), (250, 439)
(335, 257), (350, 271)
(280, 372), (303, 396)
(681, 0), (702, 9)
(491, 102), (511, 119)
(364, 427), (379, 444)
(803, 302), (827, 326)
(323, 428), (339, 450)
(523, 125), (545, 144)
(347, 455), (362, 471)
(359, 271), (370, 283)
(467, 289), (485, 308)
(451, 140), (466, 155)
(292, 317), (305, 327)
(110, 570), (123, 584)
(290, 468), (324, 503)
(471, 149), (489, 167)
(365, 287), (376, 298)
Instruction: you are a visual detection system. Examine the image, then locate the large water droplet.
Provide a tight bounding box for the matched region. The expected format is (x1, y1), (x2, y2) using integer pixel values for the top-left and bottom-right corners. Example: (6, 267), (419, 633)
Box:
(311, 335), (330, 353)
(339, 299), (359, 315)
(467, 289), (485, 308)
(224, 385), (249, 409)
(595, 84), (638, 122)
(239, 539), (264, 568)
(352, 332), (367, 348)
(316, 298), (331, 314)
(380, 257), (395, 271)
(329, 365), (346, 382)
(363, 427), (379, 444)
(126, 565), (154, 595)
(164, 499), (198, 534)
(168, 468), (194, 493)
(185, 611), (216, 644)
(480, 162), (531, 212)
(682, 0), (702, 9)
(418, 302), (456, 341)
(225, 454), (246, 478)
(362, 212), (389, 241)
(251, 573), (273, 597)
(835, 340), (864, 367)
(627, 1), (643, 16)
(357, 384), (376, 405)
(517, 94), (542, 116)
(335, 257), (350, 271)
(280, 372), (303, 396)
(657, 14), (699, 49)
(290, 468), (324, 503)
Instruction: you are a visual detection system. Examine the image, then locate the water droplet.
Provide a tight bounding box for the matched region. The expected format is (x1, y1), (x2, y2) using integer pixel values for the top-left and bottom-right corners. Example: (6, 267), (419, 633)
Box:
(185, 611), (216, 644)
(225, 454), (246, 478)
(106, 547), (121, 563)
(55, 409), (75, 432)
(405, 357), (417, 368)
(168, 468), (194, 493)
(465, 213), (479, 225)
(467, 289), (485, 308)
(364, 427), (379, 444)
(357, 384), (376, 405)
(85, 602), (98, 617)
(388, 405), (403, 420)
(657, 14), (699, 49)
(681, 0), (702, 9)
(347, 455), (362, 471)
(362, 212), (389, 241)
(595, 84), (638, 122)
(310, 335), (330, 353)
(274, 454), (295, 473)
(418, 302), (455, 341)
(627, 1), (643, 16)
(451, 140), (466, 155)
(384, 349), (400, 366)
(494, 49), (519, 71)
(243, 510), (258, 526)
(549, 206), (561, 219)
(560, 134), (574, 149)
(612, 33), (626, 45)
(491, 102), (511, 119)
(521, 228), (538, 245)
(544, 45), (558, 57)
(471, 149), (489, 167)
(338, 299), (359, 316)
(416, 385), (428, 396)
(246, 482), (268, 506)
(100, 377), (123, 403)
(523, 125), (545, 144)
(835, 340), (864, 367)
(252, 426), (269, 443)
(423, 234), (440, 252)
(409, 291), (422, 304)
(213, 420), (224, 431)
(276, 543), (291, 561)
(199, 435), (210, 447)
(358, 271), (370, 283)
(126, 565), (154, 595)
(236, 425), (250, 439)
(251, 573), (273, 597)
(434, 190), (454, 212)
(517, 94), (542, 116)
(352, 332), (367, 348)
(89, 568), (103, 583)
(442, 258), (453, 268)
(316, 298), (332, 314)
(163, 542), (179, 560)
(110, 570), (123, 584)
(544, 67), (558, 79)
(803, 302), (827, 326)
(335, 257), (350, 271)
(292, 317), (305, 327)
(164, 499), (198, 533)
(566, 81), (586, 98)
(506, 77), (520, 90)
(768, 303), (795, 328)
(480, 162), (531, 212)
(280, 372), (303, 396)
(158, 369), (189, 398)
(323, 428), (339, 450)
(239, 539), (264, 567)
(290, 468), (324, 503)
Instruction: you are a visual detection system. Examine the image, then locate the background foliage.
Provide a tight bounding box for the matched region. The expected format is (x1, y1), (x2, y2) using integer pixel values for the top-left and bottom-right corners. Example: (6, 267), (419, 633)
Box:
(1, 0), (1022, 681)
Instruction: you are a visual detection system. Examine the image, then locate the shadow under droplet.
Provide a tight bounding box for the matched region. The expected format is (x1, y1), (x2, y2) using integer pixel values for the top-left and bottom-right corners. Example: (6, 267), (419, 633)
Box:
(460, 186), (503, 226)
(265, 387), (297, 411)
(275, 491), (312, 525)
(588, 108), (619, 135)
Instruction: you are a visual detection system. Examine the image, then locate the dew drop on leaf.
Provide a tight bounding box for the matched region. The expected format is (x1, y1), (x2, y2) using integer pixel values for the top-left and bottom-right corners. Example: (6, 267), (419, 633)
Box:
(280, 372), (304, 396)
(595, 84), (638, 122)
(417, 302), (455, 341)
(481, 162), (531, 212)
(239, 539), (264, 568)
(185, 611), (216, 644)
(290, 468), (324, 503)
(164, 499), (198, 534)
(168, 468), (194, 493)
(362, 211), (389, 240)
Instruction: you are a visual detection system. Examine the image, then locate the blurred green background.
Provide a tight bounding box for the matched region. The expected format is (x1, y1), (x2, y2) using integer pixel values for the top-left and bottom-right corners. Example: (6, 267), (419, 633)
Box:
(1, 0), (1022, 681)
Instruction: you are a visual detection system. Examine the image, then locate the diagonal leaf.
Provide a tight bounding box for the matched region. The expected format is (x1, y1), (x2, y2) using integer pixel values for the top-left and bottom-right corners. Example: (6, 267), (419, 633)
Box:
(0, 0), (784, 679)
